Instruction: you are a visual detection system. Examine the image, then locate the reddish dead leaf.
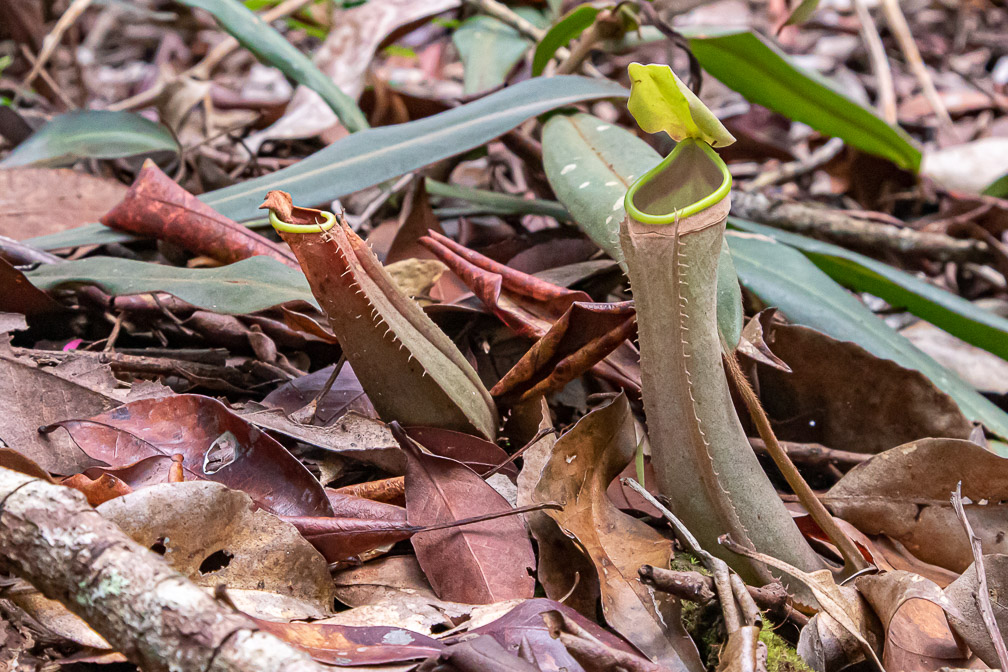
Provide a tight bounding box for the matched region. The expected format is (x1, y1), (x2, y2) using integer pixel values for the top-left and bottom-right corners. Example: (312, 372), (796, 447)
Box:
(262, 362), (377, 425)
(0, 167), (127, 240)
(281, 515), (417, 563)
(461, 598), (643, 672)
(101, 160), (298, 268)
(491, 301), (638, 402)
(394, 423), (536, 604)
(265, 193), (497, 439)
(61, 471), (133, 506)
(406, 425), (517, 479)
(420, 229), (587, 338)
(249, 615), (444, 666)
(42, 394), (333, 517)
(420, 231), (642, 395)
(0, 257), (63, 315)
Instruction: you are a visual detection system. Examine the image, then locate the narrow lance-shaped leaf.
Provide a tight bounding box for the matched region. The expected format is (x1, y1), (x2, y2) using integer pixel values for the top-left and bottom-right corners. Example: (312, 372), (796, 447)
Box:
(0, 111), (179, 168)
(532, 5), (599, 76)
(28, 76), (628, 249)
(26, 255), (317, 315)
(680, 28), (922, 171)
(177, 0), (368, 133)
(730, 217), (1008, 362)
(264, 192), (498, 439)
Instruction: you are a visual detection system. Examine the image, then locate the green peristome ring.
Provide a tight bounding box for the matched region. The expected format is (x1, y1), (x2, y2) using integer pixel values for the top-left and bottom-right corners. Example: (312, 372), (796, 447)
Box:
(268, 208), (337, 234)
(623, 137), (731, 225)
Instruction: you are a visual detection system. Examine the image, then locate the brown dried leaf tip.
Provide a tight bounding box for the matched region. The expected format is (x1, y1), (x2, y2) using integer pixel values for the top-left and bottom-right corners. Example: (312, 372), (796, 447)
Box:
(259, 190), (294, 224)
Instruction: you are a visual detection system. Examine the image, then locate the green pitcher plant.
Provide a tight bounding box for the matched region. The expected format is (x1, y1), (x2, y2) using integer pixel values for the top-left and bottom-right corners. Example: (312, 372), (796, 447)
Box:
(619, 63), (826, 586)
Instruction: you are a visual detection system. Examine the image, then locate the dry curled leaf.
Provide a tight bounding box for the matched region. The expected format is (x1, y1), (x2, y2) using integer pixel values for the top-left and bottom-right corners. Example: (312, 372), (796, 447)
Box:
(102, 160), (298, 268)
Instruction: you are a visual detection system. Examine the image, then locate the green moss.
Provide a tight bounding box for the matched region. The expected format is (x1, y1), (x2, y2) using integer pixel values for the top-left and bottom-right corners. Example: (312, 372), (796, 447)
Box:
(760, 625), (812, 672)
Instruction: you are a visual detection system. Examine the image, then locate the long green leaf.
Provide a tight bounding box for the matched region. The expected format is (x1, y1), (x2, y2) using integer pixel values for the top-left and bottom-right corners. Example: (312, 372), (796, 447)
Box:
(726, 230), (1008, 438)
(729, 218), (1008, 361)
(202, 75), (627, 222)
(26, 256), (316, 314)
(26, 76), (626, 250)
(0, 111), (179, 168)
(681, 28), (922, 171)
(453, 14), (534, 94)
(532, 5), (599, 76)
(178, 0), (368, 132)
(542, 112), (658, 268)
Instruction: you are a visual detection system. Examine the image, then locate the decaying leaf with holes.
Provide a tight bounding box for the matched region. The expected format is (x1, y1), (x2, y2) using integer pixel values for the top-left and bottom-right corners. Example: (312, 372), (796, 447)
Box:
(262, 191), (498, 439)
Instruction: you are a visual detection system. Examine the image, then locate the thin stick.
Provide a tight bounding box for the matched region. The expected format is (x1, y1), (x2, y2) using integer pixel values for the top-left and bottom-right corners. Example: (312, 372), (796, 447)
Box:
(20, 0), (94, 92)
(724, 352), (868, 573)
(481, 426), (555, 479)
(951, 482), (1008, 671)
(879, 0), (952, 127)
(748, 137), (845, 190)
(852, 0), (897, 123)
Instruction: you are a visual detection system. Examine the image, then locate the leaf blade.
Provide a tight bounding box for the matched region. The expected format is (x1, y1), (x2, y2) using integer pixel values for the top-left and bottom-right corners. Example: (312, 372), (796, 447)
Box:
(0, 111), (179, 168)
(682, 28), (922, 171)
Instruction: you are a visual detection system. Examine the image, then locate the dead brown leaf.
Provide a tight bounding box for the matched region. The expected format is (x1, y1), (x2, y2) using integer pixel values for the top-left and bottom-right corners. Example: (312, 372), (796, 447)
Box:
(98, 481), (334, 620)
(396, 423), (536, 604)
(823, 438), (1008, 572)
(531, 394), (703, 672)
(44, 394), (333, 517)
(756, 324), (972, 453)
(856, 570), (971, 671)
(0, 168), (127, 240)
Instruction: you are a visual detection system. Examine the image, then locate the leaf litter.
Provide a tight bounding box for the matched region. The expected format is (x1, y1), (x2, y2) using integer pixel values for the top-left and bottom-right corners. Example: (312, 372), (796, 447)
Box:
(2, 1), (1008, 670)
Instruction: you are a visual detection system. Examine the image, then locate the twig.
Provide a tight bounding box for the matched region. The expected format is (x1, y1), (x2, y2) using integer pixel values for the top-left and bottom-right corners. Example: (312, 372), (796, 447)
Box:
(622, 478), (747, 633)
(16, 45), (78, 110)
(747, 137), (845, 190)
(0, 467), (329, 672)
(731, 190), (992, 264)
(463, 0), (547, 41)
(951, 482), (1008, 671)
(879, 0), (952, 127)
(852, 0), (897, 123)
(640, 565), (807, 627)
(20, 0), (94, 93)
(725, 352), (868, 574)
(748, 438), (869, 470)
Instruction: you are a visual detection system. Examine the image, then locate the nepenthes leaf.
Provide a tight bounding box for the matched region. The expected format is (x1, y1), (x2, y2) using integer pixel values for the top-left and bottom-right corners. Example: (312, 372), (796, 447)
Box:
(263, 192), (498, 439)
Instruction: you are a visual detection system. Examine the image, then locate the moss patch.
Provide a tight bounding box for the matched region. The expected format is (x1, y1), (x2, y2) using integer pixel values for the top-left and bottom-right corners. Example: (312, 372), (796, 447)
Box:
(760, 626), (812, 672)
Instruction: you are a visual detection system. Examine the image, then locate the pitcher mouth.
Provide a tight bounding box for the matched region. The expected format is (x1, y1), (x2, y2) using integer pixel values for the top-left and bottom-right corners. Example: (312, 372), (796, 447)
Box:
(624, 138), (732, 225)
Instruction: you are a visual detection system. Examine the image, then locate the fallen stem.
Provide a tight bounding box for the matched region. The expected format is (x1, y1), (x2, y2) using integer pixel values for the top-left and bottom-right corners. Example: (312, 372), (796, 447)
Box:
(951, 482), (1008, 671)
(724, 351), (868, 574)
